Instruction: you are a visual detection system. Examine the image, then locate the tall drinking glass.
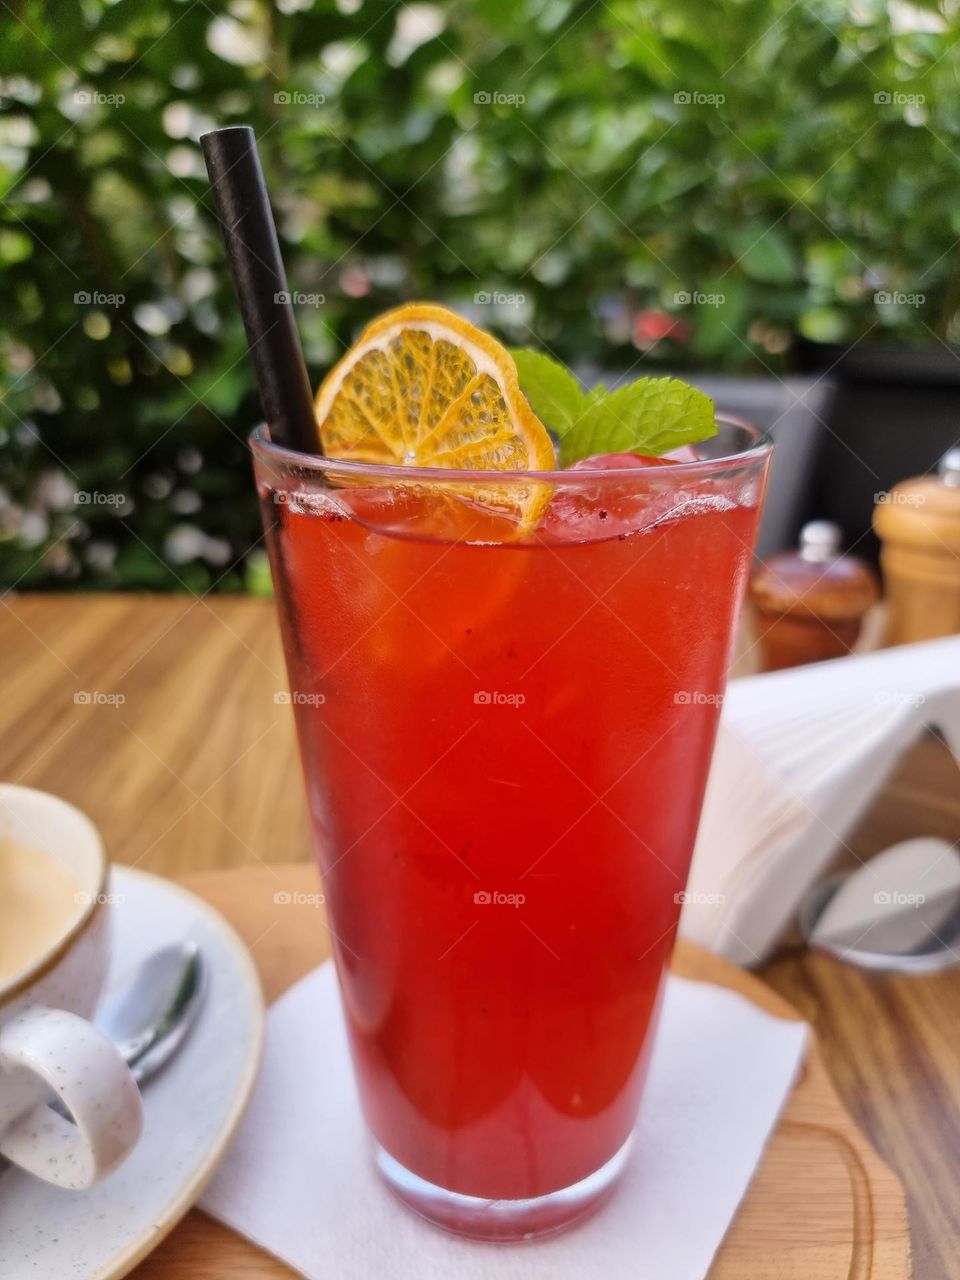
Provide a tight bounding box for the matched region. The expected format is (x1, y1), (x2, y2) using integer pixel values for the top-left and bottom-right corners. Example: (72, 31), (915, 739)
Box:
(252, 419), (771, 1240)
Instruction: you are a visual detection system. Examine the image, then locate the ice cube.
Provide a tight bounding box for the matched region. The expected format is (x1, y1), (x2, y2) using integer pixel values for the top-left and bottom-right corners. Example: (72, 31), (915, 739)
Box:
(542, 452), (734, 544)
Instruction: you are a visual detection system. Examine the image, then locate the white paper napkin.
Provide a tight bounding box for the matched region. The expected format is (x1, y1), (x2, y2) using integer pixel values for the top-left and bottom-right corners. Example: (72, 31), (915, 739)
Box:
(201, 963), (807, 1280)
(683, 634), (960, 964)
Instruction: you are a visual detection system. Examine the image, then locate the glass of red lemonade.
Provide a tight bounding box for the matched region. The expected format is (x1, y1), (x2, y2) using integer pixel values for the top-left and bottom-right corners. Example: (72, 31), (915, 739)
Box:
(251, 417), (771, 1240)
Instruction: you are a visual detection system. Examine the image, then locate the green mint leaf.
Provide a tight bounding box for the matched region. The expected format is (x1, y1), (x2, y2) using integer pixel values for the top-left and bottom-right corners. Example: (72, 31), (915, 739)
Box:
(510, 347), (717, 465)
(557, 377), (716, 466)
(509, 348), (586, 436)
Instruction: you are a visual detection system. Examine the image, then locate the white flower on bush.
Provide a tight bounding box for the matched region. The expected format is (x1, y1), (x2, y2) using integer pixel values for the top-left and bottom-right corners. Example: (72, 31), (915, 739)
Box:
(34, 468), (77, 511)
(18, 510), (49, 548)
(165, 524), (233, 566)
(85, 541), (117, 574)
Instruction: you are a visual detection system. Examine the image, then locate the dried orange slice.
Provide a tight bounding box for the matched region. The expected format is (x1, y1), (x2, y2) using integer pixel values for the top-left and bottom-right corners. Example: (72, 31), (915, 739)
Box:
(314, 304), (556, 528)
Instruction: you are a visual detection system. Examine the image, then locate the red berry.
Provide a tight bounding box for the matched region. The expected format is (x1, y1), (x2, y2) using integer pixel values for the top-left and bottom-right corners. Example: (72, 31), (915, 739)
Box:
(567, 451), (672, 471)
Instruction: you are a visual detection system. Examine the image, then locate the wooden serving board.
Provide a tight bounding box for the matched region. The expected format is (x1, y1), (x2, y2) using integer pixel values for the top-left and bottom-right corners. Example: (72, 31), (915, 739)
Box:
(130, 863), (910, 1280)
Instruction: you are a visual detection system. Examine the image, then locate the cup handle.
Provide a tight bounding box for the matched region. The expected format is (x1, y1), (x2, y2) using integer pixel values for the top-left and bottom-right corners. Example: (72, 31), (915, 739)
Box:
(0, 1006), (144, 1189)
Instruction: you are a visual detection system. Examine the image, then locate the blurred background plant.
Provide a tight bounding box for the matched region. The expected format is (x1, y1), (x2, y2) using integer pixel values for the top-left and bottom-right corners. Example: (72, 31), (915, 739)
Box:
(0, 0), (955, 590)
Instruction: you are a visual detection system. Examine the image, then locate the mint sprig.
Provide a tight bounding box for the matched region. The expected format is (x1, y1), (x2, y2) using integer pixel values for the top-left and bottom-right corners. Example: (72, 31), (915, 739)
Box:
(511, 348), (717, 466)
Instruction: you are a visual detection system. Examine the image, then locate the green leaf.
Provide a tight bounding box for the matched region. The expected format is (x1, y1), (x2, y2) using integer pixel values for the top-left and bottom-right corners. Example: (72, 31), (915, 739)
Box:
(510, 347), (717, 464)
(509, 348), (586, 436)
(0, 230), (32, 264)
(688, 277), (748, 360)
(558, 377), (717, 466)
(245, 549), (275, 598)
(797, 306), (848, 343)
(729, 225), (799, 285)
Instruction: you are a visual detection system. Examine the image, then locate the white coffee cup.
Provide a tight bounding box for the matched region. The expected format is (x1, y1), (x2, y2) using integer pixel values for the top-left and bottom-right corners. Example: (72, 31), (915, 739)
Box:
(0, 784), (143, 1188)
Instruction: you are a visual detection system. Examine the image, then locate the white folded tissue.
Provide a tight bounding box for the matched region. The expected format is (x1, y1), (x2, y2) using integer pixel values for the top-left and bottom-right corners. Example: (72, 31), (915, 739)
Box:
(201, 963), (807, 1280)
(681, 634), (960, 966)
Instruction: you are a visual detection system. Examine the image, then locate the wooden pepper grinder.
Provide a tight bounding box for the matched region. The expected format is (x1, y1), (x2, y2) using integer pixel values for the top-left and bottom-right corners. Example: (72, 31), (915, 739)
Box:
(749, 522), (880, 671)
(873, 447), (960, 646)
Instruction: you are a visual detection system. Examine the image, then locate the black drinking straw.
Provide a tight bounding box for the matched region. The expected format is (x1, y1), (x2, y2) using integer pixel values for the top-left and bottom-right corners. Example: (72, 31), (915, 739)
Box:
(200, 126), (319, 455)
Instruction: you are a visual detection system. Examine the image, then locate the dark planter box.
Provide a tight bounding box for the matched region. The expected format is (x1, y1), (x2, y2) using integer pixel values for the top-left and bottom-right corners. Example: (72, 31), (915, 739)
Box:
(795, 340), (960, 564)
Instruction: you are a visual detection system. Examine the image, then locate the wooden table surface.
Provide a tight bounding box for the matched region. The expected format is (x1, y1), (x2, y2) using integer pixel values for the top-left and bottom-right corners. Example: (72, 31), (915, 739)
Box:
(2, 593), (958, 1278)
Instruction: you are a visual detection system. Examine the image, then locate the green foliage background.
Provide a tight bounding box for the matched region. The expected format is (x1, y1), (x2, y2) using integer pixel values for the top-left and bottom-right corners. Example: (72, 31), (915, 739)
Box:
(1, 0), (956, 590)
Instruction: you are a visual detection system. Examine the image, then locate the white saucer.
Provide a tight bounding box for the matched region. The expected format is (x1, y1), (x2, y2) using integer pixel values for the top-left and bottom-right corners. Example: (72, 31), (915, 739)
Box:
(0, 866), (264, 1279)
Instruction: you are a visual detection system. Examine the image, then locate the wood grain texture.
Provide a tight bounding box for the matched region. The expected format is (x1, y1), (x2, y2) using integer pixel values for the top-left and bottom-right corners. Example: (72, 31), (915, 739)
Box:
(762, 733), (960, 1280)
(0, 595), (953, 1274)
(133, 862), (908, 1280)
(0, 594), (310, 876)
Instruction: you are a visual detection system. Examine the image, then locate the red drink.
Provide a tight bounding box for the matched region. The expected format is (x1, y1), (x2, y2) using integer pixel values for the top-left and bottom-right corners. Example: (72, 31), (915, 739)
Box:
(253, 421), (770, 1238)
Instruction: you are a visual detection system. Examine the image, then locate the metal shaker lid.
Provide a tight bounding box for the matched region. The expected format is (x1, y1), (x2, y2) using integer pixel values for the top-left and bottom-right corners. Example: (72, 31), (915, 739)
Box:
(799, 520), (842, 563)
(938, 447), (960, 488)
